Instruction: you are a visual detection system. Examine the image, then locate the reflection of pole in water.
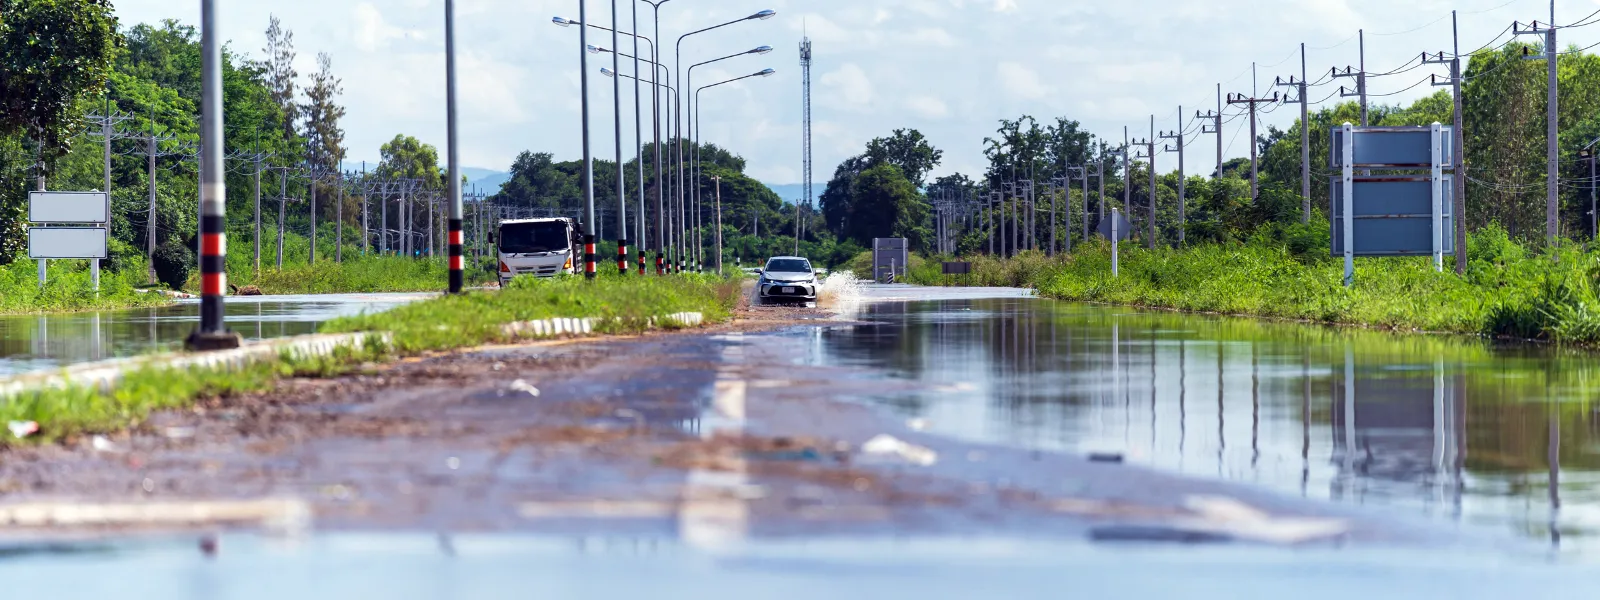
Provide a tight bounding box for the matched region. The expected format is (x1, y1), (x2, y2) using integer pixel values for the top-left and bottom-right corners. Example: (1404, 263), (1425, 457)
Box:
(1251, 348), (1260, 467)
(1149, 327), (1156, 448)
(1341, 346), (1356, 499)
(1217, 341), (1225, 476)
(1549, 394), (1561, 550)
(1179, 339), (1187, 464)
(91, 313), (102, 361)
(1301, 352), (1311, 497)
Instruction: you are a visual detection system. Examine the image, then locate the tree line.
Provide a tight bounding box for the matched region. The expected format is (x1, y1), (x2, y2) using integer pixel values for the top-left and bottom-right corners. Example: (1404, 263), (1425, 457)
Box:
(1, 1), (453, 288)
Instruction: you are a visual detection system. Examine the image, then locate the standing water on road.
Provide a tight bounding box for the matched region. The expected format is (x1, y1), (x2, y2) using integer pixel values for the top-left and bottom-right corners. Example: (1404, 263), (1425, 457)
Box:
(0, 293), (429, 376)
(812, 296), (1600, 555)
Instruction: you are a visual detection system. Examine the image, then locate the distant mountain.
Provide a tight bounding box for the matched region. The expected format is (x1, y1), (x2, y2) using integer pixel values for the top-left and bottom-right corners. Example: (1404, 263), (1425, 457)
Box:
(461, 168), (509, 194)
(338, 161), (509, 194)
(766, 183), (809, 205)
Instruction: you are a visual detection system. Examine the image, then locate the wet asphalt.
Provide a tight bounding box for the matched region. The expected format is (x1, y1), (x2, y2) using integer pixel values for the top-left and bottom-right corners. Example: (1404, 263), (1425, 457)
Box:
(0, 284), (1593, 596)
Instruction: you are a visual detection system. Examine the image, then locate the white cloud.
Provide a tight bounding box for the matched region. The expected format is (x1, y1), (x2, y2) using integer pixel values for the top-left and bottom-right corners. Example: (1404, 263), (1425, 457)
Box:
(906, 95), (950, 119)
(997, 62), (1048, 100)
(901, 27), (956, 47)
(105, 0), (1493, 184)
(820, 63), (874, 108)
(352, 3), (410, 53)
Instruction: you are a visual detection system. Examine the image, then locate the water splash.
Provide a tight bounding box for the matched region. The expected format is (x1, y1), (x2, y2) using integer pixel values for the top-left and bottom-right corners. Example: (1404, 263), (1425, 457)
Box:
(817, 272), (862, 310)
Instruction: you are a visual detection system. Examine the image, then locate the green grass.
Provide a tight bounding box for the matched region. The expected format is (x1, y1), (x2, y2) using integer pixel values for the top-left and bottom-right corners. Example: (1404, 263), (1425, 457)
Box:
(909, 224), (1600, 345)
(1, 273), (735, 443)
(0, 257), (170, 316)
(203, 254), (496, 295)
(321, 272), (742, 353)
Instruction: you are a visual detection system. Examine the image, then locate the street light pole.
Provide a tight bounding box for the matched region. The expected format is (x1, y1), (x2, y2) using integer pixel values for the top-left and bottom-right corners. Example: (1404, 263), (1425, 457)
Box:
(446, 0), (464, 292)
(643, 0), (671, 274)
(677, 9), (777, 271)
(687, 45), (773, 271)
(610, 0), (628, 274)
(188, 0), (240, 351)
(579, 0), (597, 279)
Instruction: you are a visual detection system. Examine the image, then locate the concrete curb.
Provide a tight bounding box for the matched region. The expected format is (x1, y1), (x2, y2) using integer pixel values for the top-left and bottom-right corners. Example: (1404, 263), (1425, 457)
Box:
(500, 312), (705, 339)
(0, 332), (391, 400)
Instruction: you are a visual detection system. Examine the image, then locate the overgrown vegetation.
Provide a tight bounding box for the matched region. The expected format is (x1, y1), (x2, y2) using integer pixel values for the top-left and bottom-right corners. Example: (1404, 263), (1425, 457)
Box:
(321, 272), (741, 353)
(0, 256), (168, 315)
(908, 222), (1600, 345)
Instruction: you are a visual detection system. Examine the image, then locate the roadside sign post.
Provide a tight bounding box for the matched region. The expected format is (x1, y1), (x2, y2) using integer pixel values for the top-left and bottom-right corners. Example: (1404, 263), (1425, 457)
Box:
(1111, 208), (1119, 278)
(1331, 122), (1454, 286)
(1342, 123), (1354, 286)
(28, 191), (110, 292)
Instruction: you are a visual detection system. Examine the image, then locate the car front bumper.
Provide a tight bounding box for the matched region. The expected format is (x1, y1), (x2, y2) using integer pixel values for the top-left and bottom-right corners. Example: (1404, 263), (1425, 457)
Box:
(759, 281), (817, 300)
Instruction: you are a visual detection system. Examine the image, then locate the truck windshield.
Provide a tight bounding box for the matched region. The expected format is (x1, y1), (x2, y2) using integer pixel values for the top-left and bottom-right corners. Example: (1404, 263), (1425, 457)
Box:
(499, 222), (569, 254)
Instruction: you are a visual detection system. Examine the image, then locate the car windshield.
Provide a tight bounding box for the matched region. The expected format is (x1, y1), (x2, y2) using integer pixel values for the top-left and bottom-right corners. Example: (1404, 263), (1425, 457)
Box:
(499, 222), (569, 254)
(765, 258), (812, 273)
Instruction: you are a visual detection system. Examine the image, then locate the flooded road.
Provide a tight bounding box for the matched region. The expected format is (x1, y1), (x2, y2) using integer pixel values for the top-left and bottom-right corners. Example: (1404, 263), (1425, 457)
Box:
(813, 296), (1598, 553)
(5, 286), (1600, 595)
(0, 293), (430, 376)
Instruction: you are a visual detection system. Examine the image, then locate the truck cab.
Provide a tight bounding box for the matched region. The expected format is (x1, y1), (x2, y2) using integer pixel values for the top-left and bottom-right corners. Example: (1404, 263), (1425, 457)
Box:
(495, 217), (579, 285)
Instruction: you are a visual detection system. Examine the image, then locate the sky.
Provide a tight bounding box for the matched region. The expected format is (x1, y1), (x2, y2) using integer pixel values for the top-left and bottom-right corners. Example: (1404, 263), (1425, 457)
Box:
(112, 0), (1600, 191)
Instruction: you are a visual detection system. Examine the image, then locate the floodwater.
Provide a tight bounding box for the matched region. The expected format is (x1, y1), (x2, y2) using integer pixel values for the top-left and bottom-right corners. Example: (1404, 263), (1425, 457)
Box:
(813, 296), (1600, 555)
(0, 293), (430, 376)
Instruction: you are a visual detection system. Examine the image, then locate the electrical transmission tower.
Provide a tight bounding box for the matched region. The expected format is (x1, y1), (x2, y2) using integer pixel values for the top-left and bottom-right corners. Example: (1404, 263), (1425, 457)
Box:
(798, 34), (813, 256)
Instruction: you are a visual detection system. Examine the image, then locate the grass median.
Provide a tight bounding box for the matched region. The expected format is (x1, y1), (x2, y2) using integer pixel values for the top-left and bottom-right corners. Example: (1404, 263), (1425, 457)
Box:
(1, 273), (740, 444)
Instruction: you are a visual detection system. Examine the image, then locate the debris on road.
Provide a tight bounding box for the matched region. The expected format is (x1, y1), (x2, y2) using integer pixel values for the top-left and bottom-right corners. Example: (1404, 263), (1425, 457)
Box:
(907, 418), (930, 432)
(89, 435), (118, 453)
(860, 434), (938, 466)
(508, 379), (540, 397)
(1088, 452), (1124, 464)
(7, 420), (37, 439)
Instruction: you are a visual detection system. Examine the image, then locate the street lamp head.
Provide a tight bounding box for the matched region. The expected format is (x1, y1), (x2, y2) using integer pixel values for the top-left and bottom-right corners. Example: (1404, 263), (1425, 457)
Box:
(749, 45), (774, 55)
(587, 44), (609, 54)
(600, 67), (617, 77)
(748, 9), (777, 20)
(552, 16), (575, 27)
(756, 68), (776, 77)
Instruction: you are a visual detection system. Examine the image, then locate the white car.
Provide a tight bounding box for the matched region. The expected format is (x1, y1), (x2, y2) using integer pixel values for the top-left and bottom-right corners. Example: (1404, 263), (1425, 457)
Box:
(757, 256), (818, 304)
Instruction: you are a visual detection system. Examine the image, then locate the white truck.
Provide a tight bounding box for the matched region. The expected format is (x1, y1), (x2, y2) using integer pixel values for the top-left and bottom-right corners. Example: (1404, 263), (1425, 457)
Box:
(492, 217), (581, 285)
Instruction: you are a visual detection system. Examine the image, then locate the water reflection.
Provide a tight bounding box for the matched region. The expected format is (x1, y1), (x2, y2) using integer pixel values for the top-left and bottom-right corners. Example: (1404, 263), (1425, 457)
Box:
(815, 298), (1598, 552)
(0, 293), (427, 376)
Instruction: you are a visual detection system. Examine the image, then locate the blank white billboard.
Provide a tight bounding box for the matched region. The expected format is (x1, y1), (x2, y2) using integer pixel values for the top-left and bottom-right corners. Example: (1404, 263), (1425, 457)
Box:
(28, 227), (107, 259)
(29, 191), (108, 223)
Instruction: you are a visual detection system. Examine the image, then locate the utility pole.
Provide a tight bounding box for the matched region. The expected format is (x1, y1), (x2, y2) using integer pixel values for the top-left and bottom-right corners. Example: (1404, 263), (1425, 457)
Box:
(712, 174), (723, 271)
(1122, 126), (1130, 229)
(1515, 6), (1559, 244)
(277, 167), (288, 268)
(1159, 108), (1186, 245)
(1132, 117), (1156, 248)
(1276, 45), (1310, 223)
(1199, 104), (1221, 180)
(309, 167), (319, 264)
(86, 105), (134, 291)
(1426, 12), (1467, 272)
(1227, 74), (1279, 201)
(1069, 165), (1088, 242)
(142, 115), (180, 284)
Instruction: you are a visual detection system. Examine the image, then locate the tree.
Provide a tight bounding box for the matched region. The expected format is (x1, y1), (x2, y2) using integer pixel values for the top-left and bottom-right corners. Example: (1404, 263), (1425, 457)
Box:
(864, 129), (942, 189)
(846, 164), (930, 249)
(302, 52), (346, 174)
(0, 0), (120, 261)
(262, 15), (298, 142)
(0, 0), (120, 153)
(378, 134), (443, 188)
